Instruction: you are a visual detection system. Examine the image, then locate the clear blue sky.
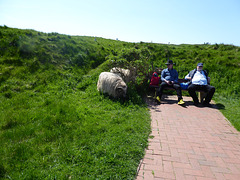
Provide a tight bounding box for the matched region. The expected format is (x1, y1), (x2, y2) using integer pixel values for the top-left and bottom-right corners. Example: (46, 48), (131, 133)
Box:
(1, 0), (240, 46)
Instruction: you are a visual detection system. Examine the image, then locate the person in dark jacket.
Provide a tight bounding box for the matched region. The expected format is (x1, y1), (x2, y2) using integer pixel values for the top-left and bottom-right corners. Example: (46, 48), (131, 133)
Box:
(185, 63), (215, 106)
(156, 60), (185, 105)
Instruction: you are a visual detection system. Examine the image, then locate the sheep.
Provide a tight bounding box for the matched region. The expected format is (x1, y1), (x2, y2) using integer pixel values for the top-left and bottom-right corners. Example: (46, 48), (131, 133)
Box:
(110, 67), (136, 83)
(97, 72), (127, 98)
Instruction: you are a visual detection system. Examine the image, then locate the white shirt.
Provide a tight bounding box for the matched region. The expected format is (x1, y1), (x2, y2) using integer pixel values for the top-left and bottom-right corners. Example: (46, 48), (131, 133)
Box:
(191, 71), (207, 85)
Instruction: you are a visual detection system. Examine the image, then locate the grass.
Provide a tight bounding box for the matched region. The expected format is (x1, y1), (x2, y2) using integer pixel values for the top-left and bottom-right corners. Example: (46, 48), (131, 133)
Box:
(0, 63), (151, 179)
(214, 95), (240, 131)
(1, 25), (240, 179)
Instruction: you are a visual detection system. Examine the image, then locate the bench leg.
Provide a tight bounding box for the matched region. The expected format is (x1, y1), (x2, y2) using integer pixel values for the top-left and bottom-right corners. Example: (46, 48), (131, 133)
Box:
(198, 92), (206, 103)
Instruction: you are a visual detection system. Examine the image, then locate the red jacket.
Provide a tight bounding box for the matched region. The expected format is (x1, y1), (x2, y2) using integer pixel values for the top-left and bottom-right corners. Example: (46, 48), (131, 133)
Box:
(150, 72), (160, 86)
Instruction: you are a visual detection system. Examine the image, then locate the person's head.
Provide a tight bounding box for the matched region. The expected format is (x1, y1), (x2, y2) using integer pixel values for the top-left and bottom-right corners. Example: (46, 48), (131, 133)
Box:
(165, 60), (175, 69)
(197, 63), (203, 71)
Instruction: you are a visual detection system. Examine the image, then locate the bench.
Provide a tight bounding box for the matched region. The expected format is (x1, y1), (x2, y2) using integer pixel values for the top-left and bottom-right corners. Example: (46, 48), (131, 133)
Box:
(149, 78), (206, 103)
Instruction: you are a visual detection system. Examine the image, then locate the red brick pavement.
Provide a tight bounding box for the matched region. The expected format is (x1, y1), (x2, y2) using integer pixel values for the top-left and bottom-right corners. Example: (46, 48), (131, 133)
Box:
(136, 95), (240, 180)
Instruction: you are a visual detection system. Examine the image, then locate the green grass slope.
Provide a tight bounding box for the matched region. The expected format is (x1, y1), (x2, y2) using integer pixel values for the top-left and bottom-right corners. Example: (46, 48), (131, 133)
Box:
(0, 63), (151, 179)
(0, 26), (240, 179)
(0, 26), (152, 179)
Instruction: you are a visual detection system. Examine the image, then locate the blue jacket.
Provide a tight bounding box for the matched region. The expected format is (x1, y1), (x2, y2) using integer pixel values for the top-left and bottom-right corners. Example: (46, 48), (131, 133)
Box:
(161, 68), (179, 83)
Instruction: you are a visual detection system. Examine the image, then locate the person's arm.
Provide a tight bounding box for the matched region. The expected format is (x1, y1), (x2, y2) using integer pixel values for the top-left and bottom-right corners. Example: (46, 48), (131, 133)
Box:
(207, 77), (210, 84)
(161, 70), (166, 82)
(173, 70), (178, 83)
(185, 73), (191, 80)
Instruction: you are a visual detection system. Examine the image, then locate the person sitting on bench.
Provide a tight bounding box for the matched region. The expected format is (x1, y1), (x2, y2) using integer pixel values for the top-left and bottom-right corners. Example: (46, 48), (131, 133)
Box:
(185, 63), (215, 106)
(156, 60), (185, 105)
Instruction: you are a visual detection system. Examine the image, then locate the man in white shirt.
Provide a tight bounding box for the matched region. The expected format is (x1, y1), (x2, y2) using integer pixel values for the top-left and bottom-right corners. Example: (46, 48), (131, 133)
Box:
(185, 63), (215, 106)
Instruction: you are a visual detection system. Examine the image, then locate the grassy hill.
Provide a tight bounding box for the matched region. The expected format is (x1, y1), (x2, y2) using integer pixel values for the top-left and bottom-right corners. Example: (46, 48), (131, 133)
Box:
(0, 26), (240, 179)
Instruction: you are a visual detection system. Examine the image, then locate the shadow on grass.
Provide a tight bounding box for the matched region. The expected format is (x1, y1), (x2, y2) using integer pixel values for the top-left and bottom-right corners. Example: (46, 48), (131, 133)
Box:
(215, 103), (225, 110)
(101, 93), (147, 107)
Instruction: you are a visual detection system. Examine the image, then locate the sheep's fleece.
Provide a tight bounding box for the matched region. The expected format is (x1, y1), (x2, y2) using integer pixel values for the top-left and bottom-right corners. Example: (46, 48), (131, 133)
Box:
(97, 72), (127, 98)
(110, 67), (131, 83)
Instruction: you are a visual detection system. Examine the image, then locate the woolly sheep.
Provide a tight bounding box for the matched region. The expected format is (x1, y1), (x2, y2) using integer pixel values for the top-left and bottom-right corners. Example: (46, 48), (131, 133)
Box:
(97, 72), (127, 98)
(110, 67), (136, 83)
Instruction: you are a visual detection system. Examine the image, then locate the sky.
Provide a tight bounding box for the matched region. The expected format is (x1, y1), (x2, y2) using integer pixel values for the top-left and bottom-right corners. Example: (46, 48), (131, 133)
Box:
(0, 0), (240, 46)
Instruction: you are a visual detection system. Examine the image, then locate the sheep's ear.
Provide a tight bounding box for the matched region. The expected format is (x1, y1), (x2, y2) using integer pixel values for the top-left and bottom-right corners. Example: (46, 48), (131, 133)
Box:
(120, 81), (126, 86)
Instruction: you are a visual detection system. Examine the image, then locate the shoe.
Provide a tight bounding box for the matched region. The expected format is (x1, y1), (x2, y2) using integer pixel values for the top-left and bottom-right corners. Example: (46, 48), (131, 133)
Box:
(156, 96), (161, 103)
(194, 102), (199, 106)
(203, 102), (211, 107)
(178, 99), (185, 105)
(193, 101), (200, 106)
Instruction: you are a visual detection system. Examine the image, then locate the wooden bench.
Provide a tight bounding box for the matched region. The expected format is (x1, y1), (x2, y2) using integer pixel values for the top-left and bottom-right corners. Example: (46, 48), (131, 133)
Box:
(149, 78), (206, 103)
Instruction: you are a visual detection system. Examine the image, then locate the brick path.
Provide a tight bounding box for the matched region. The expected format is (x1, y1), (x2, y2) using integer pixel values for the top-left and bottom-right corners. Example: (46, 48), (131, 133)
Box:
(136, 95), (240, 180)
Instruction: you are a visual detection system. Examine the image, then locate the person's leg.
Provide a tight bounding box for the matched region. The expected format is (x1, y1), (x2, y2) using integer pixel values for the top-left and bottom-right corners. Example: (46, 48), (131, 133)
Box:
(173, 83), (183, 101)
(156, 82), (168, 100)
(188, 84), (199, 104)
(203, 85), (215, 104)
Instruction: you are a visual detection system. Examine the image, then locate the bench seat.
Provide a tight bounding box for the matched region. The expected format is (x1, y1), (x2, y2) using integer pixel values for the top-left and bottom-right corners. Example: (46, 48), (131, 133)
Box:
(149, 79), (206, 102)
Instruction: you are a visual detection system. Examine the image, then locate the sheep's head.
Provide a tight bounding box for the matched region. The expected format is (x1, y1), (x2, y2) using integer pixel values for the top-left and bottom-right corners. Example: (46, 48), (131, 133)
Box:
(116, 82), (127, 98)
(116, 88), (126, 98)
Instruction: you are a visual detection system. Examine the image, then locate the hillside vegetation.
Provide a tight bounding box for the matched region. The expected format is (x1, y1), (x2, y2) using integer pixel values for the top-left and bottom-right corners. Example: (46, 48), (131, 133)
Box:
(0, 26), (240, 179)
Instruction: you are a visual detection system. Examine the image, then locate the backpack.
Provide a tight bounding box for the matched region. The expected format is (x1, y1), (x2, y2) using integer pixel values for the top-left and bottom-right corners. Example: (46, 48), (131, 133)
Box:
(180, 82), (189, 90)
(150, 72), (160, 86)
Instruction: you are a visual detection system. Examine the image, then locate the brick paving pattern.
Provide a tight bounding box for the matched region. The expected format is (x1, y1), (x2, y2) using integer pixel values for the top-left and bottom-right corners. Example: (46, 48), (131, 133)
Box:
(136, 95), (240, 180)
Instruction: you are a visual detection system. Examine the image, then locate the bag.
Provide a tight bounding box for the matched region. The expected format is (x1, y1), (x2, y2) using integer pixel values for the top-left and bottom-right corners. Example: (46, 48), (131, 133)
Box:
(180, 82), (189, 90)
(150, 72), (160, 86)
